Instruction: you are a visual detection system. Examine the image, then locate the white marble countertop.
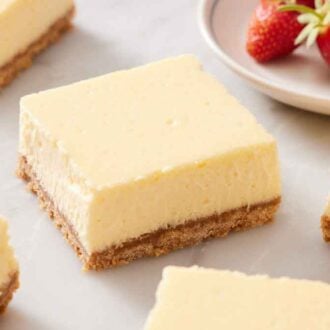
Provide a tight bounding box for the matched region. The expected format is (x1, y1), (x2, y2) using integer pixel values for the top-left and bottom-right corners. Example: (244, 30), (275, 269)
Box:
(0, 0), (330, 329)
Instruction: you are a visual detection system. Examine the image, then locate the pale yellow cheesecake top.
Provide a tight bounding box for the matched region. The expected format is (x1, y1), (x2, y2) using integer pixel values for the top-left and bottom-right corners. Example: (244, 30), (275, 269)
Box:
(0, 217), (18, 290)
(21, 55), (274, 189)
(0, 0), (73, 68)
(145, 266), (330, 330)
(20, 55), (281, 252)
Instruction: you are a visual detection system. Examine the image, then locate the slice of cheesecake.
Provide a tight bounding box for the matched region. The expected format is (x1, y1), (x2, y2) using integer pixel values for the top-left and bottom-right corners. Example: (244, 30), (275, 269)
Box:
(145, 266), (330, 329)
(0, 217), (19, 313)
(17, 55), (281, 270)
(0, 0), (74, 88)
(321, 198), (330, 241)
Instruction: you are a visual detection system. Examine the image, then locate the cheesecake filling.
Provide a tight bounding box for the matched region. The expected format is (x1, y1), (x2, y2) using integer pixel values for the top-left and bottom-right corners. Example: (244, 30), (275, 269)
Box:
(0, 219), (18, 293)
(145, 267), (330, 329)
(19, 55), (281, 255)
(88, 144), (280, 252)
(0, 0), (73, 68)
(20, 107), (280, 254)
(19, 110), (93, 250)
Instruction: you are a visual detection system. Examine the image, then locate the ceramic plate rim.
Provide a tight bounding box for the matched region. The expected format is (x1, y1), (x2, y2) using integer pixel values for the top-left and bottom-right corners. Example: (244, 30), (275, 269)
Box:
(198, 0), (330, 105)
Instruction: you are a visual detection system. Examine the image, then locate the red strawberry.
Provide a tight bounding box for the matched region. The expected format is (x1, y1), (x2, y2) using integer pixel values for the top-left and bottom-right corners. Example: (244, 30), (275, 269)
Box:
(281, 0), (330, 65)
(317, 27), (330, 64)
(298, 0), (315, 7)
(247, 0), (305, 62)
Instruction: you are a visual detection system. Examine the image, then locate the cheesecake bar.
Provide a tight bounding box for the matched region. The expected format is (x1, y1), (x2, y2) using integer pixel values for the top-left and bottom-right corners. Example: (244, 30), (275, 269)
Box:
(17, 55), (281, 270)
(0, 217), (19, 313)
(0, 0), (74, 88)
(145, 266), (330, 329)
(321, 197), (330, 241)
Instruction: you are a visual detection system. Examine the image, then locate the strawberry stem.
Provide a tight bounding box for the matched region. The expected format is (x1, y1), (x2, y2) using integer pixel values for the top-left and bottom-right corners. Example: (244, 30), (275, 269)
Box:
(279, 4), (323, 19)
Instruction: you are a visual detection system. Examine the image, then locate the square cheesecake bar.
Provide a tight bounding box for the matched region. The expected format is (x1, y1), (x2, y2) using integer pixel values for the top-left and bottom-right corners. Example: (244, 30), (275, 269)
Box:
(321, 198), (330, 241)
(18, 55), (281, 270)
(0, 0), (74, 88)
(0, 217), (19, 313)
(145, 266), (330, 329)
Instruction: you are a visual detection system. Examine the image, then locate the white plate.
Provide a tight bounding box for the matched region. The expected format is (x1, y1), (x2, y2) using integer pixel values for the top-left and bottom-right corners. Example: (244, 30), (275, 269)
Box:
(198, 0), (330, 115)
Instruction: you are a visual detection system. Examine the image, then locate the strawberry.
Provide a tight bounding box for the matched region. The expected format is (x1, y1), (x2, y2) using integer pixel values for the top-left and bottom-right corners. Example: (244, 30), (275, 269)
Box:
(317, 27), (330, 64)
(280, 0), (330, 64)
(247, 0), (305, 62)
(298, 0), (315, 7)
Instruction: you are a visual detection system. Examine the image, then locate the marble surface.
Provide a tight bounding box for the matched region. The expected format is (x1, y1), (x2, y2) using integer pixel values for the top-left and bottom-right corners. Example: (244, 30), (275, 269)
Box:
(0, 0), (329, 329)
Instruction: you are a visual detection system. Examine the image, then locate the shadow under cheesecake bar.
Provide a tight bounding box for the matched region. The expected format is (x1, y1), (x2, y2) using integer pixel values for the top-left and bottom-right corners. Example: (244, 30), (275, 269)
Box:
(18, 55), (281, 270)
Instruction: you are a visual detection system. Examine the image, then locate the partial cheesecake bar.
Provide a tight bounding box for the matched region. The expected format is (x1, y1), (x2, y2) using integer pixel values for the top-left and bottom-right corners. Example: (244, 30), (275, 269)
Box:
(0, 217), (19, 313)
(0, 0), (74, 88)
(321, 198), (330, 241)
(17, 55), (281, 270)
(145, 266), (330, 329)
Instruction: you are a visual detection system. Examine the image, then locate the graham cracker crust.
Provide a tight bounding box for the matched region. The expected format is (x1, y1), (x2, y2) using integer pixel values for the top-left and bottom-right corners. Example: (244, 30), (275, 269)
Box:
(0, 7), (75, 89)
(0, 272), (19, 314)
(321, 215), (330, 242)
(17, 155), (281, 271)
